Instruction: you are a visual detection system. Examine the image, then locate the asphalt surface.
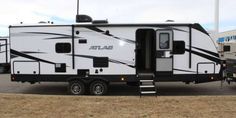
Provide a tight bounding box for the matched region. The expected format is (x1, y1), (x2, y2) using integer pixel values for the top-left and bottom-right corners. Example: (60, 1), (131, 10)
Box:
(1, 74), (236, 96)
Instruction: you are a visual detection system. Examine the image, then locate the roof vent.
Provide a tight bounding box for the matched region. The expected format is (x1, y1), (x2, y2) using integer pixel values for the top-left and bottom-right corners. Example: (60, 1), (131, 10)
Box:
(76, 15), (93, 23)
(38, 21), (47, 24)
(166, 20), (175, 22)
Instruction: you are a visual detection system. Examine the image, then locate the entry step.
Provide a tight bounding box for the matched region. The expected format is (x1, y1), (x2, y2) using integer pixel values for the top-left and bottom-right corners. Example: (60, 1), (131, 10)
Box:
(138, 73), (155, 77)
(140, 80), (154, 82)
(141, 91), (156, 94)
(140, 85), (155, 88)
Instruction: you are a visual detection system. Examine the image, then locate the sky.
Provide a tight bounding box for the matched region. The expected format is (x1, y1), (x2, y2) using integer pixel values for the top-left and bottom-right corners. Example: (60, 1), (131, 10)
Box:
(0, 0), (236, 36)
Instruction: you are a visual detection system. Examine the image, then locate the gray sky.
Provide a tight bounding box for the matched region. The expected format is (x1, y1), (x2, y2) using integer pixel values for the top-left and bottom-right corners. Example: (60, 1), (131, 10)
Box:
(0, 0), (236, 36)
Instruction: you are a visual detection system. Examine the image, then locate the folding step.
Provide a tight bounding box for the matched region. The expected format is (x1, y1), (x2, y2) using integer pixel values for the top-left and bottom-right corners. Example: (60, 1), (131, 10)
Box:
(140, 80), (153, 82)
(140, 85), (155, 88)
(138, 72), (157, 97)
(141, 91), (156, 94)
(138, 73), (154, 77)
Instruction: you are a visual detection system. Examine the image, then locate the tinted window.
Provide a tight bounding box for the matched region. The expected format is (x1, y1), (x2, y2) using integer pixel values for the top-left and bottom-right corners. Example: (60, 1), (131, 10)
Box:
(79, 39), (87, 44)
(56, 43), (71, 53)
(93, 57), (109, 68)
(224, 46), (230, 52)
(159, 33), (170, 49)
(55, 63), (66, 72)
(173, 41), (185, 54)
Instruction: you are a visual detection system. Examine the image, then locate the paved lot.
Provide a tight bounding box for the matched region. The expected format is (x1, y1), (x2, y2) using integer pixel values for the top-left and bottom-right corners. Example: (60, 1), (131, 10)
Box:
(1, 74), (236, 96)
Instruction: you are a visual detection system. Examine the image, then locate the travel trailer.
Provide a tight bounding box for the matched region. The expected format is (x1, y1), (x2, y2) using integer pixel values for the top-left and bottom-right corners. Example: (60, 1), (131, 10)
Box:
(9, 21), (223, 95)
(0, 37), (10, 73)
(219, 42), (236, 83)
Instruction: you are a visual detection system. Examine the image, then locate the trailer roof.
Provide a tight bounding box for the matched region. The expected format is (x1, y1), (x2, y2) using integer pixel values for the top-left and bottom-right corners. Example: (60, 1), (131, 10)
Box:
(9, 23), (193, 28)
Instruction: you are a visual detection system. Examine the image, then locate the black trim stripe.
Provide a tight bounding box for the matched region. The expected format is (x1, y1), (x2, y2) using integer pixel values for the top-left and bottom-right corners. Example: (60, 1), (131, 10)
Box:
(23, 32), (71, 37)
(22, 51), (46, 54)
(85, 26), (188, 44)
(0, 51), (6, 54)
(11, 54), (18, 59)
(191, 23), (209, 36)
(46, 36), (73, 40)
(109, 59), (135, 68)
(185, 49), (221, 63)
(72, 25), (75, 69)
(23, 32), (82, 40)
(191, 46), (219, 58)
(10, 51), (46, 58)
(189, 26), (192, 68)
(70, 54), (135, 68)
(11, 49), (55, 65)
(84, 26), (135, 44)
(164, 27), (188, 33)
(174, 69), (196, 73)
(85, 26), (104, 33)
(45, 36), (82, 40)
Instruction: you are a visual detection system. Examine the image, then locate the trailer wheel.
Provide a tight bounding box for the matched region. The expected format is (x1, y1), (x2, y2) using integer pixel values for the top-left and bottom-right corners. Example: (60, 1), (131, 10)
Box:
(68, 81), (85, 95)
(4, 65), (10, 73)
(90, 81), (108, 96)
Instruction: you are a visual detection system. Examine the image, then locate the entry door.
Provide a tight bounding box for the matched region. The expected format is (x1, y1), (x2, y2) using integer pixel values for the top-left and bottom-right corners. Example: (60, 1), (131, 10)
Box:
(156, 30), (173, 75)
(0, 39), (7, 63)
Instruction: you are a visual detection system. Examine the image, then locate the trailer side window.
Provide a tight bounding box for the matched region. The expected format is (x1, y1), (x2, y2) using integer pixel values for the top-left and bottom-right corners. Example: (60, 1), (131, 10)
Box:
(93, 57), (109, 68)
(224, 46), (230, 52)
(173, 41), (185, 54)
(55, 63), (66, 72)
(55, 43), (71, 53)
(159, 33), (170, 49)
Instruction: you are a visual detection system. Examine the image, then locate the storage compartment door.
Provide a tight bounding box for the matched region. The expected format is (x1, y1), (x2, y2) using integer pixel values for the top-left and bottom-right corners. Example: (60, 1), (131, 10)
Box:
(13, 61), (40, 75)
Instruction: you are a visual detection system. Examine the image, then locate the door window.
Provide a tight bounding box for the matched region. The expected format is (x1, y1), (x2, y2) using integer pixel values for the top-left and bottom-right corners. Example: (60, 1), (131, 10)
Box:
(159, 33), (170, 49)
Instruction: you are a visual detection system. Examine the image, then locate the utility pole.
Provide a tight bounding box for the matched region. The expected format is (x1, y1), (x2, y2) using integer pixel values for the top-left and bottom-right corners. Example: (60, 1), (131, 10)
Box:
(215, 0), (219, 33)
(212, 0), (220, 43)
(76, 0), (80, 22)
(77, 0), (79, 16)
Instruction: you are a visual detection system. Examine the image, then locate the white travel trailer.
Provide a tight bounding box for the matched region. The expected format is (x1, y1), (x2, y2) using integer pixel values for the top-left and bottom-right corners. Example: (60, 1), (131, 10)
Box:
(9, 22), (223, 95)
(219, 42), (236, 83)
(0, 37), (10, 73)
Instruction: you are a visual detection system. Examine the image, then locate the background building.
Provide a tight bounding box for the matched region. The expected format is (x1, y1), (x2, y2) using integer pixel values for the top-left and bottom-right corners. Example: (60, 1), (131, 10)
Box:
(218, 30), (236, 43)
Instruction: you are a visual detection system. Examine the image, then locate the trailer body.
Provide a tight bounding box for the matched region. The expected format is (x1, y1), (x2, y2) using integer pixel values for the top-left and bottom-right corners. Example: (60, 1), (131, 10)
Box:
(9, 23), (222, 95)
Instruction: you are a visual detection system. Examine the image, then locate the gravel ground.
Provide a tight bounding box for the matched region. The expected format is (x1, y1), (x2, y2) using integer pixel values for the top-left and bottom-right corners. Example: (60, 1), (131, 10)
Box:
(0, 94), (236, 118)
(1, 74), (236, 117)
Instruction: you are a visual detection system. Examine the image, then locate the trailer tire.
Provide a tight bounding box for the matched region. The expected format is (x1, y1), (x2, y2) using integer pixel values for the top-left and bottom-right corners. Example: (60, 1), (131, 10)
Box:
(4, 65), (10, 73)
(90, 80), (108, 96)
(68, 81), (85, 95)
(0, 64), (10, 73)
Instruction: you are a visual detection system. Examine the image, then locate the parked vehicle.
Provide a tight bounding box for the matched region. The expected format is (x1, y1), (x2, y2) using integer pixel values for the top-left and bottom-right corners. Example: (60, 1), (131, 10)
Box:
(0, 37), (10, 73)
(9, 21), (223, 95)
(219, 42), (236, 83)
